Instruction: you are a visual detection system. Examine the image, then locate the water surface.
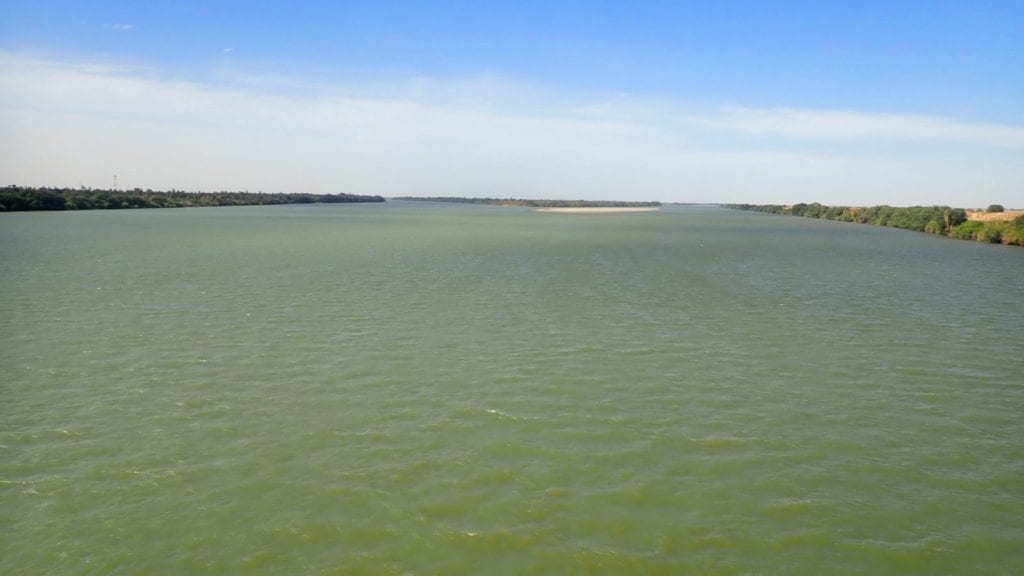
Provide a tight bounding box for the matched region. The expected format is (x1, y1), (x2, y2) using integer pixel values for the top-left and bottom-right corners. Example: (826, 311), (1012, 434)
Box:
(2, 203), (1022, 574)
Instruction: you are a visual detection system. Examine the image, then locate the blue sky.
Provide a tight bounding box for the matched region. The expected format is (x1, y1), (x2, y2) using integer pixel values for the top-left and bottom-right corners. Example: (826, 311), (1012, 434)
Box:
(2, 1), (1022, 205)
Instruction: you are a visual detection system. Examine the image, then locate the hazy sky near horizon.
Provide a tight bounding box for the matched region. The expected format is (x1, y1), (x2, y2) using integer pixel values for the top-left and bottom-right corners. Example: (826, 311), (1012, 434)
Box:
(2, 1), (1022, 206)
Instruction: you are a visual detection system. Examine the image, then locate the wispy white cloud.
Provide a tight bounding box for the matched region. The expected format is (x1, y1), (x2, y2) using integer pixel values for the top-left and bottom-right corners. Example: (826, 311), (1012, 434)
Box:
(703, 106), (1024, 148)
(1, 53), (1021, 206)
(109, 24), (135, 31)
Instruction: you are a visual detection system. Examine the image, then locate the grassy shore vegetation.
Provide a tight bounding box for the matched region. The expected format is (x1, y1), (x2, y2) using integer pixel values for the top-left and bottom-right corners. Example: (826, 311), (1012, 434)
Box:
(393, 196), (661, 208)
(728, 203), (1024, 247)
(0, 186), (384, 211)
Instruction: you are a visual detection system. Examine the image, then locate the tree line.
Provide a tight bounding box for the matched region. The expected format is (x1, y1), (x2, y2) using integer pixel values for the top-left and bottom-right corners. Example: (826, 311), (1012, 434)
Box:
(0, 186), (384, 211)
(393, 196), (661, 208)
(728, 203), (1024, 246)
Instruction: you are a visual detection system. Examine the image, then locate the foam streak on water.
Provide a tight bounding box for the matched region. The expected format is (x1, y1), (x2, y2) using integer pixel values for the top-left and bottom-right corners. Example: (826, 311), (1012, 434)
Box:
(2, 203), (1023, 574)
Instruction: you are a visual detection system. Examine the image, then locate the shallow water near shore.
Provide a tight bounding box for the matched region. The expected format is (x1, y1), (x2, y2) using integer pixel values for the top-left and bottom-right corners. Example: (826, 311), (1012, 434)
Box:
(2, 202), (1022, 574)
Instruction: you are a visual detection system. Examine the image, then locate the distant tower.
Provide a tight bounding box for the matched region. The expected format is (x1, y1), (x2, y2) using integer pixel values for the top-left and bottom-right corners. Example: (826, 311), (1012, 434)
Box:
(114, 174), (118, 191)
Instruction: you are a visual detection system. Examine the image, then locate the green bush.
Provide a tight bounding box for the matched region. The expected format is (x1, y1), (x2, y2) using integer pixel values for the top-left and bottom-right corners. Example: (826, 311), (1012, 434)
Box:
(952, 220), (1008, 243)
(978, 223), (1005, 243)
(1000, 216), (1024, 246)
(950, 221), (984, 240)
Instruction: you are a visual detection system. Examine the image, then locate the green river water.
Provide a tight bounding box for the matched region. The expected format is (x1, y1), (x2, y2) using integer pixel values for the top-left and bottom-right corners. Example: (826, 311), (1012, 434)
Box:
(2, 202), (1022, 574)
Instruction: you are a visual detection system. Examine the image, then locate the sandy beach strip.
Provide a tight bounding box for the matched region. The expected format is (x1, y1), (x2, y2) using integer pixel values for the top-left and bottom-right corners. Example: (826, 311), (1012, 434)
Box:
(536, 207), (660, 214)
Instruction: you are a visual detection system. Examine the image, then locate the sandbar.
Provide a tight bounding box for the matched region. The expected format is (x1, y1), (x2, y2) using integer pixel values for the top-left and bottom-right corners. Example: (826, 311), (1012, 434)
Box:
(536, 207), (660, 214)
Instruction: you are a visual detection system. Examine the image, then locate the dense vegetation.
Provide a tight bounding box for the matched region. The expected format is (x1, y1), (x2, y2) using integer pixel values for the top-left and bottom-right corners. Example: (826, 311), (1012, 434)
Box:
(393, 196), (661, 208)
(728, 203), (1024, 246)
(0, 186), (384, 211)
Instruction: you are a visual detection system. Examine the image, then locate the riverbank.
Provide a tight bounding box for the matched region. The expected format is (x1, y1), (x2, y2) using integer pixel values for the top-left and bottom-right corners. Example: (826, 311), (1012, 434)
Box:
(0, 186), (384, 211)
(537, 207), (660, 214)
(393, 196), (661, 208)
(728, 203), (1024, 247)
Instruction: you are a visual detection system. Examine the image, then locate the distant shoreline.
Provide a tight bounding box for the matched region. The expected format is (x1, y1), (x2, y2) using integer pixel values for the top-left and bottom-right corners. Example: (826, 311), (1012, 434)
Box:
(536, 207), (660, 214)
(0, 186), (385, 211)
(393, 196), (661, 209)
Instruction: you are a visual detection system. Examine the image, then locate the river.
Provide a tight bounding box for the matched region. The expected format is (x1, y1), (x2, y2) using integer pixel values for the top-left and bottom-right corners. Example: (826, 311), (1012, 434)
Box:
(2, 202), (1022, 574)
